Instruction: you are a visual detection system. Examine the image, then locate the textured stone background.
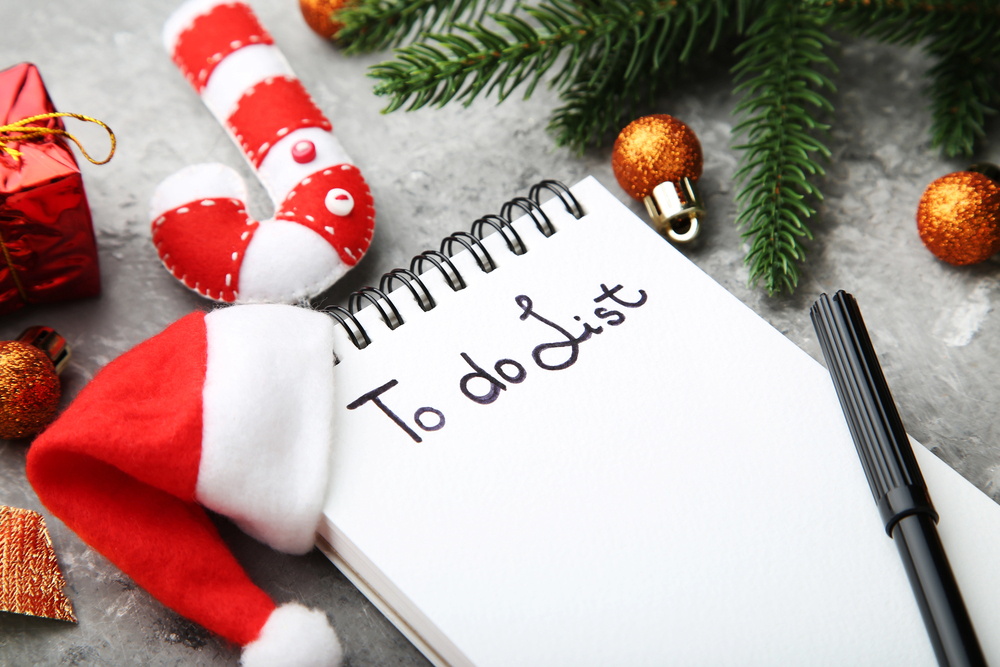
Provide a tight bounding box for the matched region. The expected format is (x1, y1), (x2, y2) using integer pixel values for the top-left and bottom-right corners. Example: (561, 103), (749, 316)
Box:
(1, 0), (998, 665)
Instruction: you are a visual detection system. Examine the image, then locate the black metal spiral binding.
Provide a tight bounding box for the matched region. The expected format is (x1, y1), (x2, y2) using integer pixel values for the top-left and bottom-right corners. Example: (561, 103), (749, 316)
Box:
(330, 180), (584, 349)
(379, 268), (434, 312)
(470, 214), (526, 256)
(440, 231), (496, 273)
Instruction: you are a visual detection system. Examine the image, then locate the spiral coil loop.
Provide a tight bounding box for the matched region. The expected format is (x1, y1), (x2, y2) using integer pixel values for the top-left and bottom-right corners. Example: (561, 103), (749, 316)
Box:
(379, 268), (435, 312)
(332, 180), (584, 349)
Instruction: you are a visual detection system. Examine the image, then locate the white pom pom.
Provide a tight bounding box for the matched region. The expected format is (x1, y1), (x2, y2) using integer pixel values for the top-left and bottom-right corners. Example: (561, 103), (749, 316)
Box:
(241, 603), (343, 667)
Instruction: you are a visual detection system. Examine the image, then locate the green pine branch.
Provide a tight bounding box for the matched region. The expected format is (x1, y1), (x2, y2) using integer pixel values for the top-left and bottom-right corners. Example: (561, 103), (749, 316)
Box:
(362, 1), (746, 121)
(336, 0), (506, 54)
(549, 0), (750, 150)
(732, 0), (837, 294)
(925, 19), (1000, 157)
(823, 0), (1000, 156)
(336, 0), (1000, 296)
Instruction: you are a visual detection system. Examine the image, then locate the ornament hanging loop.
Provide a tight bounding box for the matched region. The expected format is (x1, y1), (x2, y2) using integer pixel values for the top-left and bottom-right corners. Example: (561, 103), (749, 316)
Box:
(644, 176), (705, 243)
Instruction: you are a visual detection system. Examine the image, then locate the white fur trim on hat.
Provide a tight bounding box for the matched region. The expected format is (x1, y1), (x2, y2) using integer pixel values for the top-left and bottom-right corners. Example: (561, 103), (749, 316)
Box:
(241, 603), (342, 667)
(197, 304), (336, 554)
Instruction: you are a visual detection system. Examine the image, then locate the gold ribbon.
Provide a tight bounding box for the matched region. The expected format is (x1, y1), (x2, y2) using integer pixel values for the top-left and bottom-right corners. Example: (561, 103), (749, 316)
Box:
(0, 112), (115, 165)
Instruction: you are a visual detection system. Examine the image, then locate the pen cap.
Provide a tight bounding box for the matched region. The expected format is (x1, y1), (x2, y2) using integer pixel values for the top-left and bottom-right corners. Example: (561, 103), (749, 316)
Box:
(810, 291), (937, 535)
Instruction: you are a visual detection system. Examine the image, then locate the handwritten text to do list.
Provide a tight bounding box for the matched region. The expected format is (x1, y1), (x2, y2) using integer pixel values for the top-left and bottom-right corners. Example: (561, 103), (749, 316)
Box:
(346, 283), (648, 442)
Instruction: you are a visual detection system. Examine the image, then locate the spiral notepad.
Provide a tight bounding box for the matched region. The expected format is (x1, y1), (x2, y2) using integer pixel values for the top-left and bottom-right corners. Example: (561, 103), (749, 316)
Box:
(317, 177), (1000, 667)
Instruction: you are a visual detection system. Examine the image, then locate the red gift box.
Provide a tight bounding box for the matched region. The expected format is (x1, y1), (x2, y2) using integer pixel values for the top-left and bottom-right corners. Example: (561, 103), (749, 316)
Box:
(0, 63), (101, 315)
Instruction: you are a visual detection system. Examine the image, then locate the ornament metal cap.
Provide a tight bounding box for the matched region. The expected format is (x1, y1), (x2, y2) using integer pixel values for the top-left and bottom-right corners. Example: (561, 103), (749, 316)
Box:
(644, 177), (706, 243)
(17, 327), (70, 375)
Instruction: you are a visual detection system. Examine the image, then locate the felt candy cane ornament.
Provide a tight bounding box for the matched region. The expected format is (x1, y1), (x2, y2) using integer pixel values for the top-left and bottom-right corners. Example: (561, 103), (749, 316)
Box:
(151, 0), (374, 303)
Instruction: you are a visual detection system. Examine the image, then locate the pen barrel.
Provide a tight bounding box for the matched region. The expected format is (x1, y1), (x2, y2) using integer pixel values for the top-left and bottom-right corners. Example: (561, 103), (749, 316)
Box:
(811, 291), (988, 667)
(892, 513), (986, 667)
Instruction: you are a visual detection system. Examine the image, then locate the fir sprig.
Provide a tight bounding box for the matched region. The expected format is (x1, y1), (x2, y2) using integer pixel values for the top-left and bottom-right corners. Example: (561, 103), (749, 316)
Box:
(732, 0), (837, 294)
(354, 1), (744, 137)
(824, 0), (1000, 157)
(549, 0), (748, 149)
(334, 0), (1000, 295)
(336, 0), (506, 54)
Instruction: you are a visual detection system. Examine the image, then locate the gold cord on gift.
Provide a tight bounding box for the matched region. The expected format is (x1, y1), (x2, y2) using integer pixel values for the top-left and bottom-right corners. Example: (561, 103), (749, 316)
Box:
(0, 112), (115, 164)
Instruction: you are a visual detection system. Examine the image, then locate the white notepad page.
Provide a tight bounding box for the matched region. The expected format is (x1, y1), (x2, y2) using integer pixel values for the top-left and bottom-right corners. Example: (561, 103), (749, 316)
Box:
(320, 177), (1000, 667)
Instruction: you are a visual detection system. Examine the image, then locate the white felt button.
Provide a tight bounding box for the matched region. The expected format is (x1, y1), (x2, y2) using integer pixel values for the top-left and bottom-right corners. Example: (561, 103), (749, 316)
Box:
(325, 188), (354, 217)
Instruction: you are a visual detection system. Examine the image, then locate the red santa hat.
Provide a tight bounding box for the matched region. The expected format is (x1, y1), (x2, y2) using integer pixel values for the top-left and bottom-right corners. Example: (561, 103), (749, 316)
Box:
(27, 304), (342, 666)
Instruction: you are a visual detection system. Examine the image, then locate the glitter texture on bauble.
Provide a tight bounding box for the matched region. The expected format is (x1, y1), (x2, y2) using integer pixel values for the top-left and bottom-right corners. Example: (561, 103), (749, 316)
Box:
(917, 168), (1000, 266)
(0, 342), (61, 439)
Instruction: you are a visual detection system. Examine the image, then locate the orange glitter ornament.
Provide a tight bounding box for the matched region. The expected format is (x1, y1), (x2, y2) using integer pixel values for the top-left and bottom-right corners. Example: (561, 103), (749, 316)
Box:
(917, 165), (1000, 266)
(612, 115), (706, 243)
(0, 327), (69, 440)
(299, 0), (349, 39)
(0, 343), (60, 439)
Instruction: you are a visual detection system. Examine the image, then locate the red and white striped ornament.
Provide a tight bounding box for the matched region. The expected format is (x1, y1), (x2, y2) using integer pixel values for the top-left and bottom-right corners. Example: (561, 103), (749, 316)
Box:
(151, 0), (375, 303)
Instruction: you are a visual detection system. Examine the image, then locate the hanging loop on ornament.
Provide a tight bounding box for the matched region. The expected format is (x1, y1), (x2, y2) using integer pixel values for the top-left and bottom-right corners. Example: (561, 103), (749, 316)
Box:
(644, 176), (706, 244)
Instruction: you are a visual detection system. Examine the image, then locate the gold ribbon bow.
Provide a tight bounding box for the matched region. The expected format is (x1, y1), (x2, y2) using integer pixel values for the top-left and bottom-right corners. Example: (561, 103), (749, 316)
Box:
(0, 112), (115, 164)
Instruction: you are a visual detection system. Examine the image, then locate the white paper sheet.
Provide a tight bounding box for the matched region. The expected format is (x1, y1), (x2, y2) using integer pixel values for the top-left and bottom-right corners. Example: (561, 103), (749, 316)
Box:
(320, 177), (1000, 667)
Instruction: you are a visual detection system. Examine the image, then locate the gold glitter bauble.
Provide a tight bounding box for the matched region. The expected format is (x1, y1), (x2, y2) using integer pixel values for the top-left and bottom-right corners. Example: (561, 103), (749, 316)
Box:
(299, 0), (349, 39)
(917, 171), (1000, 266)
(612, 115), (703, 201)
(0, 342), (61, 440)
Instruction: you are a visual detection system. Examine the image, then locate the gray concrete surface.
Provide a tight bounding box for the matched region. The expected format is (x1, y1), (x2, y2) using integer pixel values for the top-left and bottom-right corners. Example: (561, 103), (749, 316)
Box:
(1, 0), (999, 665)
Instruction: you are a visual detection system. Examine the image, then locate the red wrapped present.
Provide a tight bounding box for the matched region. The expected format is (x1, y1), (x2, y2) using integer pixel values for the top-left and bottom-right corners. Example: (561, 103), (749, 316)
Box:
(0, 63), (106, 315)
